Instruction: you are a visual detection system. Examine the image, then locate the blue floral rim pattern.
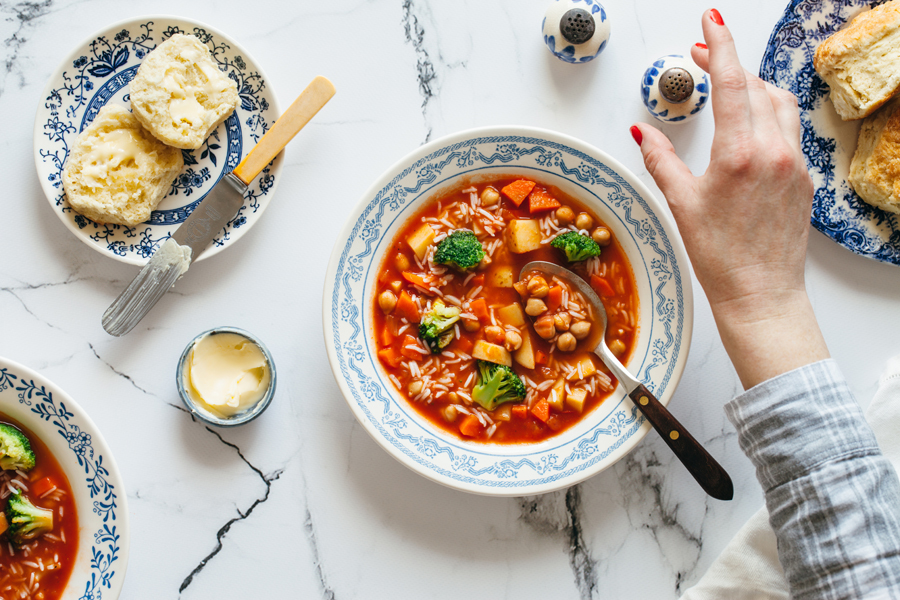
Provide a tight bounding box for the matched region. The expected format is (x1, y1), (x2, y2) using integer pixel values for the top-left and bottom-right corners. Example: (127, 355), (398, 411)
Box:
(34, 17), (282, 265)
(761, 0), (900, 265)
(325, 130), (690, 494)
(0, 359), (127, 599)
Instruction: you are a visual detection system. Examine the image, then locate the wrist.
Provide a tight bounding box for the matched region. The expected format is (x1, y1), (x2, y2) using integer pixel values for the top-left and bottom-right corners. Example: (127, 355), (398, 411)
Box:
(710, 289), (830, 390)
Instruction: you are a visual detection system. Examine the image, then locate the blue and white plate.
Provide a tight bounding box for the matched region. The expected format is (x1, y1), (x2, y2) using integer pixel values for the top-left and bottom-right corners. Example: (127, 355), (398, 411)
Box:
(0, 356), (129, 598)
(323, 126), (693, 496)
(762, 0), (900, 265)
(33, 16), (282, 266)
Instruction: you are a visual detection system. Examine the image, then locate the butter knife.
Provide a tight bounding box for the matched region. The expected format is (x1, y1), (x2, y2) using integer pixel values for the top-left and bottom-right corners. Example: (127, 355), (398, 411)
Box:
(102, 76), (336, 336)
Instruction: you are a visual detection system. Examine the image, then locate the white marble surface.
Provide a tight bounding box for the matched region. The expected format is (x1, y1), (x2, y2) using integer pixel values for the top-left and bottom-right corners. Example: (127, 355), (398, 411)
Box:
(2, 0), (899, 598)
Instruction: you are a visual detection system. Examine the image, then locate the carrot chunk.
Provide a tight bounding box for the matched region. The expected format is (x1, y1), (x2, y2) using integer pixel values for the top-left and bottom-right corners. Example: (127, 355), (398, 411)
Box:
(546, 286), (563, 311)
(512, 404), (528, 419)
(400, 334), (426, 361)
(528, 188), (561, 213)
(380, 325), (394, 347)
(470, 274), (485, 287)
(590, 275), (616, 297)
(469, 298), (489, 323)
(378, 348), (402, 368)
(452, 335), (474, 355)
(402, 271), (434, 290)
(501, 179), (536, 207)
(531, 399), (551, 423)
(534, 350), (549, 365)
(32, 477), (55, 498)
(396, 291), (420, 323)
(459, 414), (484, 437)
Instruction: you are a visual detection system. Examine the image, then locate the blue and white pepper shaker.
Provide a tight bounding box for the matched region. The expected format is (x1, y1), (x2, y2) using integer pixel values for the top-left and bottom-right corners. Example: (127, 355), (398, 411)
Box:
(641, 55), (709, 123)
(542, 0), (611, 64)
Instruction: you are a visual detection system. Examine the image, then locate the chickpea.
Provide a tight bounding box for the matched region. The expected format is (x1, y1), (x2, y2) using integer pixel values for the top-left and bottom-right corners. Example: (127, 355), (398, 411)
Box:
(591, 227), (612, 246)
(609, 339), (626, 356)
(534, 315), (557, 340)
(575, 213), (594, 231)
(557, 332), (577, 352)
(553, 313), (571, 331)
(481, 187), (501, 206)
(484, 325), (505, 345)
(526, 275), (549, 298)
(556, 206), (575, 225)
(570, 321), (591, 340)
(447, 391), (459, 403)
(408, 380), (424, 396)
(379, 290), (397, 314)
(394, 253), (410, 272)
(463, 317), (481, 332)
(389, 280), (403, 293)
(504, 330), (523, 351)
(525, 298), (548, 317)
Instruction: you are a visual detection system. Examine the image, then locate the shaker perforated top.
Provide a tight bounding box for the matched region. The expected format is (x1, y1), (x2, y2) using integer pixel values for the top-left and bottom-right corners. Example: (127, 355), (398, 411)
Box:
(658, 68), (694, 104)
(560, 8), (595, 45)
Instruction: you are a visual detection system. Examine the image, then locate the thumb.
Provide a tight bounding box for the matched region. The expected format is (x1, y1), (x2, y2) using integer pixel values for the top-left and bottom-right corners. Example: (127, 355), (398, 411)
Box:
(631, 124), (695, 208)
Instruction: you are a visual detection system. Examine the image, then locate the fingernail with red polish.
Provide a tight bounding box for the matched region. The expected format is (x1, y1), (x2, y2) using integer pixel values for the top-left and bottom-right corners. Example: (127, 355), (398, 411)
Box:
(695, 42), (708, 49)
(710, 9), (724, 25)
(630, 125), (642, 146)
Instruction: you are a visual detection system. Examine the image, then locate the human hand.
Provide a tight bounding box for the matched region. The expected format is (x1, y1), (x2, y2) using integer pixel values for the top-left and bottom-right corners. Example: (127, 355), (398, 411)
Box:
(631, 9), (829, 389)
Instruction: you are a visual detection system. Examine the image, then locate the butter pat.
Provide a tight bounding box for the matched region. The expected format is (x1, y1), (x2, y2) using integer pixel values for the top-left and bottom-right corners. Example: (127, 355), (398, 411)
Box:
(187, 332), (271, 418)
(155, 238), (192, 277)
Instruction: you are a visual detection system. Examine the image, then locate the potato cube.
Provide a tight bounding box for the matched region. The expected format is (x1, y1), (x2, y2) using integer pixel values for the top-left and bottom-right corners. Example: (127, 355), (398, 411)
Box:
(472, 340), (512, 367)
(513, 330), (535, 369)
(490, 265), (514, 288)
(548, 378), (566, 412)
(507, 219), (542, 254)
(566, 388), (588, 413)
(407, 223), (435, 260)
(497, 303), (526, 327)
(566, 356), (598, 381)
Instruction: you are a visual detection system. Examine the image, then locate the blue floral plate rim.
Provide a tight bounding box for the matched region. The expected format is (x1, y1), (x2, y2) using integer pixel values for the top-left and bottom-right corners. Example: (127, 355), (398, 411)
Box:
(761, 0), (900, 266)
(33, 15), (283, 266)
(0, 355), (129, 599)
(322, 125), (694, 496)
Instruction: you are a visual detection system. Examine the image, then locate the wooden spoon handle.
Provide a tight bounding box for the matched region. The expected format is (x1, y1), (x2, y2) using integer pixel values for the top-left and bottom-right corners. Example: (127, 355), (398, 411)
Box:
(630, 384), (734, 500)
(232, 76), (336, 186)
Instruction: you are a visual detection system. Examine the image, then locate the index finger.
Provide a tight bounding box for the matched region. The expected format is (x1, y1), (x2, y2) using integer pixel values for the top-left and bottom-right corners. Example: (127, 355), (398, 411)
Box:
(702, 10), (752, 136)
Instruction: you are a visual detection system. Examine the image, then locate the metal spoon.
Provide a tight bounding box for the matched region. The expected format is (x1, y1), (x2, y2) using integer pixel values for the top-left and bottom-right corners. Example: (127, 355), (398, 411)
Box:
(520, 261), (734, 500)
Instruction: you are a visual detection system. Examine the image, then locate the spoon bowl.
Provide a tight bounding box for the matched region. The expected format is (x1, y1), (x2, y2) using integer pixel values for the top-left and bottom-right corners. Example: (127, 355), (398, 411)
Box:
(520, 261), (733, 500)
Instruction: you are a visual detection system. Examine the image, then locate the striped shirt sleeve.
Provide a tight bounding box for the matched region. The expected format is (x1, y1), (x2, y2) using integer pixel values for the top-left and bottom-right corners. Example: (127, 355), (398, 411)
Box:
(725, 359), (900, 600)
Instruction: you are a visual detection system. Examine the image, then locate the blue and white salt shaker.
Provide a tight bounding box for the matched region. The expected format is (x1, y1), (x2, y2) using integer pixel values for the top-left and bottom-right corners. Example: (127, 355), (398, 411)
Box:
(542, 0), (611, 63)
(641, 55), (709, 123)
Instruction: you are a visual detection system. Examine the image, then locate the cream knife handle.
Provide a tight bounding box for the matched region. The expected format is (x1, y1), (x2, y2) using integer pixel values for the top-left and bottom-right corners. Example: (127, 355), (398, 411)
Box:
(232, 76), (335, 186)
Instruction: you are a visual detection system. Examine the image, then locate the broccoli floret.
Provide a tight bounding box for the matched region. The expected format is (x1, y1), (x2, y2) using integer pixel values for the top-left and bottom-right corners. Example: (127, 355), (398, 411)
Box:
(434, 230), (485, 271)
(472, 360), (526, 411)
(0, 424), (35, 472)
(418, 300), (461, 353)
(6, 490), (53, 546)
(550, 231), (602, 262)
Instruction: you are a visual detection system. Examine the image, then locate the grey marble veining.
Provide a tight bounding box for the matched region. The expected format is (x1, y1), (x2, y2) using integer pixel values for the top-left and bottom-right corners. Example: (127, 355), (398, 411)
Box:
(3, 0), (899, 598)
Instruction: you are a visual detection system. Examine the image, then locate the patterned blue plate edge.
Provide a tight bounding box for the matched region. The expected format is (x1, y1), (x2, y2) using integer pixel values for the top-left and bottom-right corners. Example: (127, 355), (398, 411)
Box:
(0, 356), (129, 599)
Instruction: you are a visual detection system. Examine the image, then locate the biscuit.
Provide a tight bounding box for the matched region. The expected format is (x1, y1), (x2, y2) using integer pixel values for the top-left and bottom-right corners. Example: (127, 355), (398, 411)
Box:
(814, 0), (900, 120)
(849, 96), (900, 213)
(130, 34), (239, 150)
(62, 104), (184, 226)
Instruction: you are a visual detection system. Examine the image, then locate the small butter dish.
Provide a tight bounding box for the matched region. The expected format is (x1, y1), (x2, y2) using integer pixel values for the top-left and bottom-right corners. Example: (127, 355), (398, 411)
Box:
(176, 326), (276, 427)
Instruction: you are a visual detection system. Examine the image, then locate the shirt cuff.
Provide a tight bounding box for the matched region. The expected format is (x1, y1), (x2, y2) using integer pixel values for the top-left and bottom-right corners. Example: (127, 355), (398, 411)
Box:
(724, 359), (881, 492)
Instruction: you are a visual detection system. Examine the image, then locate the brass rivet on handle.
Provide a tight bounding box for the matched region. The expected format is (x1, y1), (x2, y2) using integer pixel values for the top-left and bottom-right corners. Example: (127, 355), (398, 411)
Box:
(670, 430), (680, 440)
(639, 396), (649, 406)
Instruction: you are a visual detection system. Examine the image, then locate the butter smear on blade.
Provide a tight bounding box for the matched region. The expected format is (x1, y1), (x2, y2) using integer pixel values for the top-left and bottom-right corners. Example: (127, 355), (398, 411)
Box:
(187, 333), (270, 418)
